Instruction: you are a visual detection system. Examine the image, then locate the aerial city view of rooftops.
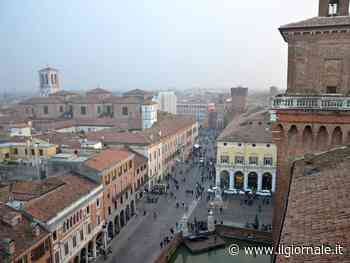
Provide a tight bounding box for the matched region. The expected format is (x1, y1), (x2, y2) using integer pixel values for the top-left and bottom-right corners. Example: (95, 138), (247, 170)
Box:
(1, 1), (349, 263)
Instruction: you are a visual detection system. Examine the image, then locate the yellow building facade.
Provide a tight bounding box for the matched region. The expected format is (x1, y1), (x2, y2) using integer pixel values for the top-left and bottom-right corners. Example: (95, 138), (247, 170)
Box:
(215, 111), (276, 194)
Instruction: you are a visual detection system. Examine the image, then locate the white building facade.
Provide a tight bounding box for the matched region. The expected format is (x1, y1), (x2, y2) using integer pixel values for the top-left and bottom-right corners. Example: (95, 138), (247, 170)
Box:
(153, 91), (177, 114)
(141, 102), (158, 130)
(39, 67), (61, 96)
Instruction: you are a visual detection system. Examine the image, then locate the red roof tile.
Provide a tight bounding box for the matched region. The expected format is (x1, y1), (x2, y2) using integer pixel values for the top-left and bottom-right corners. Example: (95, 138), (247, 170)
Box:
(25, 173), (99, 222)
(0, 204), (50, 261)
(84, 148), (132, 172)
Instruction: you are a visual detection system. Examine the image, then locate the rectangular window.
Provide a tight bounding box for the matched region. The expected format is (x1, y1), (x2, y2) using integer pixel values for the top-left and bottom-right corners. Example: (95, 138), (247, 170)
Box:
(81, 106), (87, 115)
(88, 223), (92, 234)
(220, 155), (229, 164)
(264, 157), (273, 166)
(249, 156), (258, 165)
(86, 205), (90, 214)
(97, 215), (101, 225)
(59, 106), (64, 113)
(43, 105), (49, 115)
(80, 229), (84, 241)
(235, 156), (244, 165)
(96, 198), (100, 208)
(326, 86), (337, 94)
(72, 236), (77, 248)
(122, 106), (128, 116)
(53, 231), (57, 241)
(39, 149), (44, 156)
(129, 160), (132, 169)
(31, 149), (35, 155)
(64, 242), (69, 256)
(97, 106), (101, 114)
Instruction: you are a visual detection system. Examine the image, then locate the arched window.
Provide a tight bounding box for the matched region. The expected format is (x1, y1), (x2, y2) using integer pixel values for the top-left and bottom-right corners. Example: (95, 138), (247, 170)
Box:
(234, 172), (244, 189)
(220, 170), (230, 189)
(248, 172), (258, 190)
(262, 173), (272, 190)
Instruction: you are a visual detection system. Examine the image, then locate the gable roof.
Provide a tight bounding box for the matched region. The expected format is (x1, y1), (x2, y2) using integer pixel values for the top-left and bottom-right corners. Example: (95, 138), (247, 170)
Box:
(276, 147), (350, 262)
(0, 204), (50, 261)
(218, 110), (272, 143)
(280, 16), (350, 30)
(84, 148), (132, 172)
(86, 88), (112, 95)
(24, 173), (99, 222)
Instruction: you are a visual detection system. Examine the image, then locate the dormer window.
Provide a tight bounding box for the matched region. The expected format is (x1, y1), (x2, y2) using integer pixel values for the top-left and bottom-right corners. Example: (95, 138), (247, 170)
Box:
(328, 0), (339, 16)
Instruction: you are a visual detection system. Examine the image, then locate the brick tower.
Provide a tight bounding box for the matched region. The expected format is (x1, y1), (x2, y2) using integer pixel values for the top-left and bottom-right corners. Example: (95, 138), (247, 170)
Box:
(271, 0), (350, 244)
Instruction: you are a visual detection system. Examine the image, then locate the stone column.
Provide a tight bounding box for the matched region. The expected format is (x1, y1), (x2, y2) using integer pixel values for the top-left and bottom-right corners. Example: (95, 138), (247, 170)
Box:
(103, 230), (108, 250)
(257, 172), (263, 192)
(229, 173), (234, 190)
(215, 168), (221, 187)
(92, 237), (97, 258)
(243, 172), (248, 191)
(85, 245), (89, 263)
(272, 171), (276, 192)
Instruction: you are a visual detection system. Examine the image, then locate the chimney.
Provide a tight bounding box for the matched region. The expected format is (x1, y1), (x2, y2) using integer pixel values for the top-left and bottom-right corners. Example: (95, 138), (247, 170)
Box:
(1, 212), (22, 227)
(31, 223), (41, 237)
(2, 239), (15, 256)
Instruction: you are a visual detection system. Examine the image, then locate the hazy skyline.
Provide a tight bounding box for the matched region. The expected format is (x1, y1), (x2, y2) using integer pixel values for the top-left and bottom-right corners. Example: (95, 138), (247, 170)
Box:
(0, 0), (318, 94)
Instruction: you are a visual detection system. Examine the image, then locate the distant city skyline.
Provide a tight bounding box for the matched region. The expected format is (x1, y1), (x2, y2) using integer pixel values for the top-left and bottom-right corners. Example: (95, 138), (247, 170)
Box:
(1, 1), (318, 94)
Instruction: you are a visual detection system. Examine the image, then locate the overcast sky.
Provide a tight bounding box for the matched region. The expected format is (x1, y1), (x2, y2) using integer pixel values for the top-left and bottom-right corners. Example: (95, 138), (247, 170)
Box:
(0, 0), (318, 94)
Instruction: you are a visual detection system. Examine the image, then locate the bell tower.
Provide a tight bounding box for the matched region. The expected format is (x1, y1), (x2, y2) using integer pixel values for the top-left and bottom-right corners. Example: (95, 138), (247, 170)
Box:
(38, 66), (60, 97)
(271, 0), (350, 248)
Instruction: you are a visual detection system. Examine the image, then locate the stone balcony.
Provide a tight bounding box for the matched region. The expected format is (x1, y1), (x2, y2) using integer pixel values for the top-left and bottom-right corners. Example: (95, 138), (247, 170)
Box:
(271, 94), (350, 111)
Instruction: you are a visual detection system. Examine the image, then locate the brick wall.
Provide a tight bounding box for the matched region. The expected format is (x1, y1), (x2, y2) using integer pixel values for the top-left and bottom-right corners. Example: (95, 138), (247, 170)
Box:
(286, 32), (350, 95)
(271, 110), (350, 245)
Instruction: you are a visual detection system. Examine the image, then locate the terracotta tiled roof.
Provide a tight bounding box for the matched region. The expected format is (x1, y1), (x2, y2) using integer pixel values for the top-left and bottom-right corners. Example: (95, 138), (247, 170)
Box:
(0, 185), (10, 203)
(25, 173), (99, 222)
(123, 89), (153, 97)
(276, 147), (350, 262)
(149, 115), (196, 139)
(50, 90), (79, 97)
(11, 177), (64, 202)
(86, 115), (196, 145)
(68, 95), (104, 104)
(86, 88), (112, 95)
(218, 110), (272, 143)
(19, 96), (65, 105)
(86, 130), (158, 145)
(34, 132), (82, 149)
(133, 152), (148, 168)
(0, 204), (50, 261)
(104, 96), (144, 104)
(280, 16), (350, 30)
(84, 148), (132, 172)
